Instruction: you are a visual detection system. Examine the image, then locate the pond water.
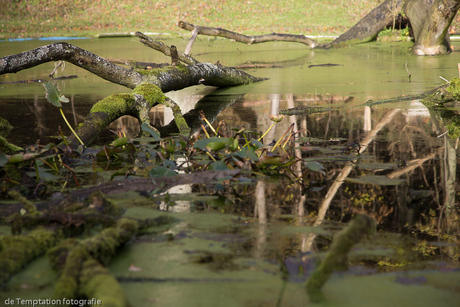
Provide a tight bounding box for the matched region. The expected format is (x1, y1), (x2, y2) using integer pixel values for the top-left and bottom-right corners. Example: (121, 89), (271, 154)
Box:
(1, 37), (460, 306)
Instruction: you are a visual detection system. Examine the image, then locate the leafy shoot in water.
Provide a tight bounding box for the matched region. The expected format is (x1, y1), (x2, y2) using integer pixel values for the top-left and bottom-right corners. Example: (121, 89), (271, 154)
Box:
(43, 81), (84, 146)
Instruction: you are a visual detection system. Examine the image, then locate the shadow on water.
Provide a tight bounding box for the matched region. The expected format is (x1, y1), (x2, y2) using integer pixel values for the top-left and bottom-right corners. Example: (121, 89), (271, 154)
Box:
(1, 38), (460, 306)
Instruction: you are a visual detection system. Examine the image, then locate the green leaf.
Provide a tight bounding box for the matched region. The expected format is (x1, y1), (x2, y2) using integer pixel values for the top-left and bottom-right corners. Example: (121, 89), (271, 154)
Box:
(110, 137), (128, 147)
(250, 139), (264, 148)
(226, 138), (239, 152)
(43, 81), (68, 108)
(206, 141), (227, 151)
(345, 175), (406, 186)
(59, 96), (69, 103)
(141, 122), (161, 141)
(0, 153), (8, 166)
(149, 166), (178, 178)
(193, 137), (230, 151)
(305, 161), (326, 175)
(208, 160), (229, 171)
(236, 147), (259, 162)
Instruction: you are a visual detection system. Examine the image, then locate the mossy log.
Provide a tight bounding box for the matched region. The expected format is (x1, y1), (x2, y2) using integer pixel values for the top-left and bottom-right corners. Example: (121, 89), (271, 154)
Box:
(0, 37), (264, 148)
(0, 170), (241, 219)
(63, 83), (175, 148)
(51, 218), (138, 299)
(0, 116), (22, 154)
(7, 190), (125, 235)
(50, 216), (175, 304)
(80, 257), (129, 307)
(0, 227), (59, 285)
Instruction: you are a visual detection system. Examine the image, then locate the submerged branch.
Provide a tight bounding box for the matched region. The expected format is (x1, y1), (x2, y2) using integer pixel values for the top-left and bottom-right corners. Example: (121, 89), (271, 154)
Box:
(306, 215), (375, 301)
(302, 109), (400, 252)
(178, 21), (319, 48)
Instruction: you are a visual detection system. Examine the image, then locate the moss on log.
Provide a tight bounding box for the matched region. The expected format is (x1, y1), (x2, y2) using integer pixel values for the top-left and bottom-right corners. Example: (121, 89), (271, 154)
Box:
(0, 227), (59, 285)
(80, 257), (129, 307)
(64, 83), (189, 148)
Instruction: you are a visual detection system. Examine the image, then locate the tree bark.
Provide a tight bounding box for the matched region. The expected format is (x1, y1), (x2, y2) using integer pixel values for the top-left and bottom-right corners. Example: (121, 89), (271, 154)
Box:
(0, 42), (143, 88)
(407, 0), (460, 55)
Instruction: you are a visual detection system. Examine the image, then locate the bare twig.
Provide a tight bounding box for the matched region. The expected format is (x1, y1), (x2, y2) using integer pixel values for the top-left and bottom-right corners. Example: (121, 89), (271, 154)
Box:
(439, 76), (450, 84)
(405, 60), (411, 82)
(184, 27), (199, 55)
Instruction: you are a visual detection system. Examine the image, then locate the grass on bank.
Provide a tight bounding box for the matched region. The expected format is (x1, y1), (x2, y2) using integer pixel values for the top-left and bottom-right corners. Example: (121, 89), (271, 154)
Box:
(2, 0), (384, 39)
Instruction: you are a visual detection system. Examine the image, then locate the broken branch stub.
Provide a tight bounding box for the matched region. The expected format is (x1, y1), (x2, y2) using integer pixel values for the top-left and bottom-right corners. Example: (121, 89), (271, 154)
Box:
(170, 45), (180, 66)
(135, 31), (199, 65)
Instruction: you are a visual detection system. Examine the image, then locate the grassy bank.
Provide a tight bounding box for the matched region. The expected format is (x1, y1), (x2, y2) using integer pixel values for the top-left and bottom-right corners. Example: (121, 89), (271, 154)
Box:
(2, 0), (386, 39)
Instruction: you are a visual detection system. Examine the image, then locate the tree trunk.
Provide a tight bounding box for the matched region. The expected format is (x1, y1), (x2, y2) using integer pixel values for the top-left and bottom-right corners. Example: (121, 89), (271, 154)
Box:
(406, 0), (460, 55)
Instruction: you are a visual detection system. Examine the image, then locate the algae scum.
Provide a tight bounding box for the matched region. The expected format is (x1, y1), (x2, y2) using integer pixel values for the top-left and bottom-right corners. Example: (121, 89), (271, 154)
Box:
(1, 38), (460, 306)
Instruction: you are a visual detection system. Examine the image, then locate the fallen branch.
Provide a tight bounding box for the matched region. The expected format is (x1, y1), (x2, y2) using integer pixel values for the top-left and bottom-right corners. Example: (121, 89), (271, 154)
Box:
(0, 39), (265, 92)
(178, 21), (319, 48)
(0, 170), (241, 218)
(177, 0), (404, 51)
(0, 42), (143, 89)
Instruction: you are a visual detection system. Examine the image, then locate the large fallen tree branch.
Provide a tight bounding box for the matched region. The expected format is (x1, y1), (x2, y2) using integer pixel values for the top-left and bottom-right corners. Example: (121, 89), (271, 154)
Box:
(178, 21), (319, 48)
(0, 34), (266, 148)
(0, 35), (265, 92)
(327, 0), (404, 48)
